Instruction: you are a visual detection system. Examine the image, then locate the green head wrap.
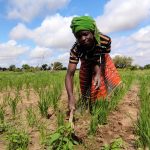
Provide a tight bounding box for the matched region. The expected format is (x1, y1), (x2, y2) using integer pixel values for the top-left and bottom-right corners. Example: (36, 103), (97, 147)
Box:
(70, 16), (100, 44)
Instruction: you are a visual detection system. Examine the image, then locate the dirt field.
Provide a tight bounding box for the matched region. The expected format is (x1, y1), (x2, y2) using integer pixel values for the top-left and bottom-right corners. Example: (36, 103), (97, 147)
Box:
(58, 84), (140, 150)
(0, 79), (143, 150)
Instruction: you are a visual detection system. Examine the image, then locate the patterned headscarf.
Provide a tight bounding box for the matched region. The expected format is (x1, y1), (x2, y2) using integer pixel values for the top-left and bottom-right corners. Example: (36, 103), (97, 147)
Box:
(70, 16), (100, 44)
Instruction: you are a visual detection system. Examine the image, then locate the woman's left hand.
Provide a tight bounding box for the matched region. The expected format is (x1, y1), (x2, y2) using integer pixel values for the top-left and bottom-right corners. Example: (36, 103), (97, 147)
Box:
(93, 65), (101, 89)
(94, 74), (100, 89)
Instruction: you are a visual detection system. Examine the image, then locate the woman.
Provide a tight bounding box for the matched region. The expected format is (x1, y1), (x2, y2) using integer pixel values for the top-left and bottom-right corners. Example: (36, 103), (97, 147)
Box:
(65, 16), (121, 117)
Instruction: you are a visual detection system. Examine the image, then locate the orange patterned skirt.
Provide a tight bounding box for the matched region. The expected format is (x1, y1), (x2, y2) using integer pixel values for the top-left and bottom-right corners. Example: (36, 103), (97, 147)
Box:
(79, 54), (122, 101)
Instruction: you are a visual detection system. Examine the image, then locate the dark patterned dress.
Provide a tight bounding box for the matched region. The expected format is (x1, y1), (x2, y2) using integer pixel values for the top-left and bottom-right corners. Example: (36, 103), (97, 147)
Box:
(69, 33), (121, 101)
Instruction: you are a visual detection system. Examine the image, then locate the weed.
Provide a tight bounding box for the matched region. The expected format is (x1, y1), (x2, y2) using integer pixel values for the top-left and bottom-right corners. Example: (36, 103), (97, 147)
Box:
(6, 129), (29, 150)
(0, 123), (9, 134)
(101, 138), (124, 150)
(45, 123), (78, 150)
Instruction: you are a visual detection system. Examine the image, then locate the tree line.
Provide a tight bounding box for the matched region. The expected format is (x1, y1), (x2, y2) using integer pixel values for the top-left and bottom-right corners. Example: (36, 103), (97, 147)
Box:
(0, 56), (150, 72)
(0, 62), (67, 72)
(112, 55), (150, 70)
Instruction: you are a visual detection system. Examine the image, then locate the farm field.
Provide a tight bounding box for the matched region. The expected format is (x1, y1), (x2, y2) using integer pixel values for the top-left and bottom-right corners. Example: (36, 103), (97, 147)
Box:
(0, 70), (150, 150)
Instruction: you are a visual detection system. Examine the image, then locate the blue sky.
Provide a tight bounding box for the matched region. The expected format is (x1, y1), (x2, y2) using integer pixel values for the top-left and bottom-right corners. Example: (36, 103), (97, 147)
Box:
(0, 0), (150, 67)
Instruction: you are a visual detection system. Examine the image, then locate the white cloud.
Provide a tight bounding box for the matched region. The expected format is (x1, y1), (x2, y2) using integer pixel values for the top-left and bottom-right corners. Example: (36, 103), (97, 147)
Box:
(24, 52), (70, 67)
(131, 26), (150, 42)
(20, 58), (49, 67)
(29, 46), (52, 59)
(33, 14), (75, 49)
(52, 52), (69, 66)
(0, 40), (29, 67)
(111, 25), (150, 66)
(9, 14), (107, 67)
(7, 0), (70, 22)
(111, 53), (123, 58)
(10, 14), (75, 50)
(96, 0), (150, 33)
(9, 23), (33, 40)
(18, 46), (53, 67)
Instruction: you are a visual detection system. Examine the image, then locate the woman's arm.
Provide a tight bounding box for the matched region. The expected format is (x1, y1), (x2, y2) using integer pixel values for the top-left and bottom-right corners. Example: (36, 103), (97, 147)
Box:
(65, 63), (77, 111)
(100, 33), (111, 53)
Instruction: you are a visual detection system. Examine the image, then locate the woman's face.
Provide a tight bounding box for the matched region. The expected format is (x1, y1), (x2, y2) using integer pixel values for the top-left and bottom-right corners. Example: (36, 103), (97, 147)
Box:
(75, 30), (94, 49)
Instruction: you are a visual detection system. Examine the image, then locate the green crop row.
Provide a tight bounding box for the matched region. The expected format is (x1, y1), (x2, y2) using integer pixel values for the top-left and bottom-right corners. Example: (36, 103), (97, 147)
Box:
(136, 72), (150, 149)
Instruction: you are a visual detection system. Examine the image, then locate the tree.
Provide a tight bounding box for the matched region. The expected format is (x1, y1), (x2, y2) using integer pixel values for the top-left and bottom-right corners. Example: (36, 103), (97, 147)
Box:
(2, 68), (7, 71)
(113, 55), (133, 68)
(130, 65), (139, 70)
(9, 65), (16, 71)
(22, 64), (30, 70)
(62, 67), (67, 70)
(41, 64), (48, 70)
(15, 68), (22, 72)
(0, 67), (7, 71)
(34, 66), (41, 71)
(144, 64), (150, 69)
(47, 66), (51, 70)
(53, 62), (63, 70)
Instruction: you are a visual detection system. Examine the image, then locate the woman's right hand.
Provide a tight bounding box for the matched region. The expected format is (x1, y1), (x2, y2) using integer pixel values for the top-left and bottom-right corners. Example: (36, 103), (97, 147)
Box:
(68, 96), (75, 128)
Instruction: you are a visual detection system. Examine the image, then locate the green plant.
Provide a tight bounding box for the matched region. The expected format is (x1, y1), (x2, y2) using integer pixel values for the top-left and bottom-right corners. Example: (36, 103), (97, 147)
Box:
(6, 129), (29, 150)
(88, 115), (98, 135)
(89, 100), (109, 135)
(4, 93), (11, 106)
(38, 124), (47, 145)
(25, 82), (30, 100)
(136, 75), (150, 149)
(45, 123), (78, 150)
(26, 106), (37, 128)
(108, 86), (125, 111)
(0, 122), (9, 134)
(0, 106), (5, 123)
(50, 83), (63, 110)
(0, 105), (9, 134)
(93, 100), (109, 125)
(38, 92), (49, 117)
(76, 96), (91, 115)
(57, 110), (64, 127)
(8, 95), (21, 117)
(101, 138), (124, 150)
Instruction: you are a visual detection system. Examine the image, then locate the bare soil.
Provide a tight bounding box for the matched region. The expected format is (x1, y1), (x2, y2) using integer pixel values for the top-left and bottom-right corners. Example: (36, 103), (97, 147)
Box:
(0, 89), (57, 150)
(73, 84), (140, 150)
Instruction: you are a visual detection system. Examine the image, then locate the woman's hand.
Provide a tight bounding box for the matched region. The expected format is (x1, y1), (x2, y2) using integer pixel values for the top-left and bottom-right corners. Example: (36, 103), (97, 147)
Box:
(65, 62), (76, 113)
(94, 74), (100, 89)
(93, 65), (101, 89)
(68, 96), (75, 128)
